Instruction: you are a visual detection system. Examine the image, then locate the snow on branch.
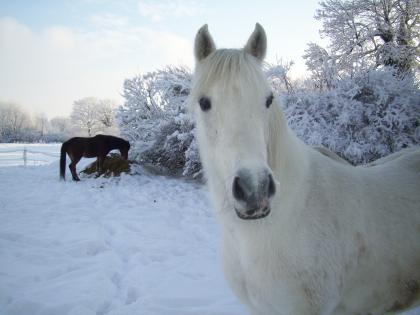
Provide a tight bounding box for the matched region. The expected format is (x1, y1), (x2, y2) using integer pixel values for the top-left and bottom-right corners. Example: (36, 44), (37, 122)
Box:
(117, 64), (419, 178)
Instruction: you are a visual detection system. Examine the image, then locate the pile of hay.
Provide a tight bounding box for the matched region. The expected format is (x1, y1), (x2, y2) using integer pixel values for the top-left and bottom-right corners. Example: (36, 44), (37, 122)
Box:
(82, 153), (131, 178)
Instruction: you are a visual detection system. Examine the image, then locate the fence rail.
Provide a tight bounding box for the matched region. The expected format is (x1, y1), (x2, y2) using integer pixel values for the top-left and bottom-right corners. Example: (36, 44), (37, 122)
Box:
(0, 147), (60, 166)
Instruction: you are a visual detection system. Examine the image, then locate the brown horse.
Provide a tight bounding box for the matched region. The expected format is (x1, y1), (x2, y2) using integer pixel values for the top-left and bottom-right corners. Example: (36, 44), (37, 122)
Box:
(60, 134), (130, 181)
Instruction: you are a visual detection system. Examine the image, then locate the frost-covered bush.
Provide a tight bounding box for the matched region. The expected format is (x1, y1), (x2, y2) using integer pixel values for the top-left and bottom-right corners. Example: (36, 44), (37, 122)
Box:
(117, 66), (201, 177)
(283, 68), (420, 164)
(118, 65), (419, 178)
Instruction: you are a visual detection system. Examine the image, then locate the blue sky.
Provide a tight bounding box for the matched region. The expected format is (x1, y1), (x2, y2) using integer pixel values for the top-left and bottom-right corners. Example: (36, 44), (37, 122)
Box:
(0, 0), (324, 117)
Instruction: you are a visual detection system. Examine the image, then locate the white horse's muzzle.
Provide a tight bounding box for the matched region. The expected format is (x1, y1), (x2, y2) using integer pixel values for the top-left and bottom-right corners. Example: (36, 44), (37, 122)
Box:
(232, 168), (276, 220)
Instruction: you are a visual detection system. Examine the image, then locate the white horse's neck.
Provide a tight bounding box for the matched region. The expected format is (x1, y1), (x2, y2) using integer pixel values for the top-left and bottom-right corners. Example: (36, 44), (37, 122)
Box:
(267, 101), (310, 193)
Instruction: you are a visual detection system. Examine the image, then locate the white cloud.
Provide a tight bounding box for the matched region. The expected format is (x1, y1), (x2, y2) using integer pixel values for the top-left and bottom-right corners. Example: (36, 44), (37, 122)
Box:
(89, 13), (129, 29)
(0, 17), (193, 117)
(138, 0), (203, 22)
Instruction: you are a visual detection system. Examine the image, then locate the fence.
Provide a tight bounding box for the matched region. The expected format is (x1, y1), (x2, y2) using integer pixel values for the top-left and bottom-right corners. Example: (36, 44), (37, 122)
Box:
(0, 146), (60, 167)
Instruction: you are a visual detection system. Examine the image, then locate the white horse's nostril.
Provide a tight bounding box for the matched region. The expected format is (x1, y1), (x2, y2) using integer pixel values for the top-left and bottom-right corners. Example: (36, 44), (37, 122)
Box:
(233, 176), (244, 201)
(268, 174), (276, 198)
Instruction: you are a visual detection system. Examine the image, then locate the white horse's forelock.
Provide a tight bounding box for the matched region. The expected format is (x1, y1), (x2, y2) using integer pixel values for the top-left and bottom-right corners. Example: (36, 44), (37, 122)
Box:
(189, 48), (269, 109)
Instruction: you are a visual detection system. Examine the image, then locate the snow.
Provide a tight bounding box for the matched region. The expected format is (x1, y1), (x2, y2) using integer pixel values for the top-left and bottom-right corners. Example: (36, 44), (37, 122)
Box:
(0, 144), (419, 315)
(0, 144), (245, 315)
(0, 143), (60, 167)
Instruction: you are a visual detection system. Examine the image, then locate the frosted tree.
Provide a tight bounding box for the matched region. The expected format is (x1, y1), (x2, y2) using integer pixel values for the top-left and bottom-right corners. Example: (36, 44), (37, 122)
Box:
(70, 97), (117, 136)
(117, 66), (200, 176)
(0, 102), (29, 142)
(50, 117), (71, 134)
(97, 99), (116, 128)
(315, 0), (419, 75)
(0, 103), (9, 141)
(49, 116), (72, 141)
(33, 113), (49, 139)
(117, 72), (167, 146)
(117, 62), (419, 178)
(117, 66), (192, 148)
(303, 43), (338, 90)
(71, 97), (103, 136)
(265, 60), (295, 93)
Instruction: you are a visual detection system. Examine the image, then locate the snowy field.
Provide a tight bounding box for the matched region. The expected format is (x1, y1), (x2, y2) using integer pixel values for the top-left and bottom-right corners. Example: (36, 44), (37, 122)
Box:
(0, 144), (245, 315)
(0, 144), (419, 315)
(0, 143), (61, 167)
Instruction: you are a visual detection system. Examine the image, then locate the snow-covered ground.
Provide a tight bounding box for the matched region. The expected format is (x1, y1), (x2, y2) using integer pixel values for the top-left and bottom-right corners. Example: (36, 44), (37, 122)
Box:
(0, 144), (246, 315)
(0, 144), (419, 315)
(0, 143), (60, 167)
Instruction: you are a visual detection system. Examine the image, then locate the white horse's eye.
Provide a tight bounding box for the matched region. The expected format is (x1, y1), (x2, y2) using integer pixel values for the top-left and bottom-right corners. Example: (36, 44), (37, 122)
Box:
(266, 93), (274, 108)
(199, 97), (212, 111)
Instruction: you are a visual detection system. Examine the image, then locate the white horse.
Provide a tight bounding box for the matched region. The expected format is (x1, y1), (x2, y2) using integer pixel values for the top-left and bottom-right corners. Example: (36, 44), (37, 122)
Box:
(189, 24), (420, 315)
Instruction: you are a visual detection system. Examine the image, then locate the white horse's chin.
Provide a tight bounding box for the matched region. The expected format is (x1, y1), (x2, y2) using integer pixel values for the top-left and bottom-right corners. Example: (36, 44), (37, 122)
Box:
(234, 198), (271, 220)
(234, 206), (271, 220)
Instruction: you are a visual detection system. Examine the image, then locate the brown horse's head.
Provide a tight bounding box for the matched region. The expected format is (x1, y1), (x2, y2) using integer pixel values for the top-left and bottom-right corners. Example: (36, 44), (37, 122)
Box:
(120, 140), (130, 160)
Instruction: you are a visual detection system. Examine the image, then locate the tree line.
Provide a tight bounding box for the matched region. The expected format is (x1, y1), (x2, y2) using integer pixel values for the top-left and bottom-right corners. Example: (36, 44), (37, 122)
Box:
(0, 97), (118, 143)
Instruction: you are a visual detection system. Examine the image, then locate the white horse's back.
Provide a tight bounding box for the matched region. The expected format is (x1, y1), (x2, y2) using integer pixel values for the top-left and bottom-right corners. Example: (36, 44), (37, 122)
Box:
(309, 147), (420, 314)
(313, 146), (351, 165)
(366, 146), (420, 168)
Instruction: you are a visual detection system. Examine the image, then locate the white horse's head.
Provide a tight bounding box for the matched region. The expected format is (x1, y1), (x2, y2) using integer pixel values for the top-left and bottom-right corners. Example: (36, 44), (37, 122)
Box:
(190, 24), (276, 220)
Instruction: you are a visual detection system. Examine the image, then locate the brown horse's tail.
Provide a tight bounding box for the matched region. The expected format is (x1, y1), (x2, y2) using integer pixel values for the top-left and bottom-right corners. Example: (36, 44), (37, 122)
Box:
(60, 142), (68, 180)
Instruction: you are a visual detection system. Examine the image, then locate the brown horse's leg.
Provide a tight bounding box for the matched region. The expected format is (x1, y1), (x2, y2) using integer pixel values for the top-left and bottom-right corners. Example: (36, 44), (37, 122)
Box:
(69, 154), (82, 181)
(97, 155), (105, 175)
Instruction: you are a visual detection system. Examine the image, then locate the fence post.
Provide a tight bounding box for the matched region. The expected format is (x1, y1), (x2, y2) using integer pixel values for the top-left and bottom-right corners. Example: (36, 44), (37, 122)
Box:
(23, 147), (27, 166)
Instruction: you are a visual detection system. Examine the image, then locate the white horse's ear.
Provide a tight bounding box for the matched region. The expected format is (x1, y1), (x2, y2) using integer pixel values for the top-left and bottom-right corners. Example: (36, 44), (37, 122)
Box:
(244, 23), (267, 61)
(194, 24), (216, 62)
